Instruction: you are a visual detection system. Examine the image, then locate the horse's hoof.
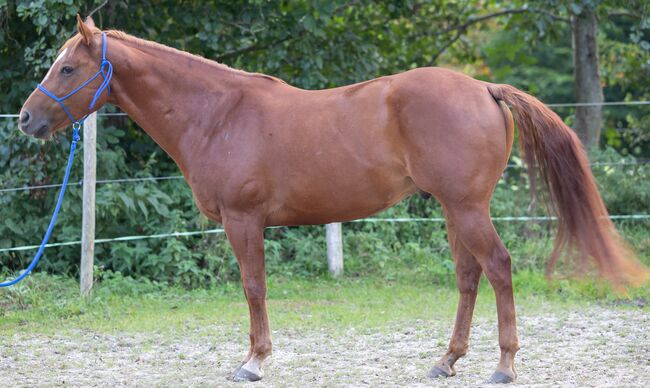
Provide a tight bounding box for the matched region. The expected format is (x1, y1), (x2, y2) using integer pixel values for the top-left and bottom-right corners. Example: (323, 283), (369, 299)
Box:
(488, 370), (514, 384)
(232, 362), (244, 377)
(232, 364), (262, 382)
(428, 365), (453, 378)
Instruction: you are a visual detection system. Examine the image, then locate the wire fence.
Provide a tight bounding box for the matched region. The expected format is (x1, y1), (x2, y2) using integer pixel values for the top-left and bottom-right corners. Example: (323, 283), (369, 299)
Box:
(0, 228), (226, 253)
(2, 159), (648, 194)
(1, 100), (648, 118)
(1, 98), (648, 193)
(546, 100), (650, 107)
(504, 160), (650, 169)
(0, 175), (185, 194)
(1, 214), (648, 254)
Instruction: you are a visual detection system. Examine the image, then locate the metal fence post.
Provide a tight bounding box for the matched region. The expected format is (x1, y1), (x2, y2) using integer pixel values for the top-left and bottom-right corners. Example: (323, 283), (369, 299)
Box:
(80, 112), (97, 296)
(326, 222), (343, 277)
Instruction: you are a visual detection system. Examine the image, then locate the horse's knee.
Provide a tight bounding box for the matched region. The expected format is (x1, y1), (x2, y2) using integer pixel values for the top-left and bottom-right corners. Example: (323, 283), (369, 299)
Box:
(456, 277), (480, 295)
(243, 280), (267, 301)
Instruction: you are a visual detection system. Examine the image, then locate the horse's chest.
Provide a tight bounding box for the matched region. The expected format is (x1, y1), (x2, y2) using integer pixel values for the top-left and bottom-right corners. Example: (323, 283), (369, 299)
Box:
(185, 175), (225, 223)
(191, 191), (222, 223)
(186, 169), (267, 224)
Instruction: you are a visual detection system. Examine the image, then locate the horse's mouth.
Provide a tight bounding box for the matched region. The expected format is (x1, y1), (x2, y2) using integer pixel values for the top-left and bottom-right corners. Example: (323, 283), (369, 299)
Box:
(33, 124), (51, 140)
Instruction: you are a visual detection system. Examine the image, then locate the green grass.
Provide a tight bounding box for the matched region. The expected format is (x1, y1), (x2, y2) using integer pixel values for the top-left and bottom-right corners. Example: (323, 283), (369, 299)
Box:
(1, 270), (647, 338)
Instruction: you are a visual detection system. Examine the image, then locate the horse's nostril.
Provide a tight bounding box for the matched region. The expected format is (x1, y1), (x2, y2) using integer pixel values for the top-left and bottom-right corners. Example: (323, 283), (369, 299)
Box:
(20, 111), (31, 125)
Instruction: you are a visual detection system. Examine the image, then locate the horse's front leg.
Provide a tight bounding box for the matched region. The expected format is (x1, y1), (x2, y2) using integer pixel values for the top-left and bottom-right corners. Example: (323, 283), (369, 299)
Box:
(224, 216), (271, 382)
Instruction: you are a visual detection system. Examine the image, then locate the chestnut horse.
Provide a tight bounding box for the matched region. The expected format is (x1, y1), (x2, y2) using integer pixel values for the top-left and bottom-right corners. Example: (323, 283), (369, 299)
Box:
(19, 16), (647, 383)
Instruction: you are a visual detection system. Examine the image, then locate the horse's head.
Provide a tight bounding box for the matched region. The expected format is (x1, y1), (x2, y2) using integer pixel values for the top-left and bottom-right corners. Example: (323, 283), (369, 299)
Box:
(19, 15), (108, 139)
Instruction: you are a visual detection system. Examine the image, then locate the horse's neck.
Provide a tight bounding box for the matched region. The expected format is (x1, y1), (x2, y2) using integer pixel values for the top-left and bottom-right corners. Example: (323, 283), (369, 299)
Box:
(106, 38), (256, 171)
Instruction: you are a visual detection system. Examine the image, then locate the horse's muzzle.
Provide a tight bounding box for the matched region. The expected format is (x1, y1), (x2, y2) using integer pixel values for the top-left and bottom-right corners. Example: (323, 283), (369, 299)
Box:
(19, 110), (51, 139)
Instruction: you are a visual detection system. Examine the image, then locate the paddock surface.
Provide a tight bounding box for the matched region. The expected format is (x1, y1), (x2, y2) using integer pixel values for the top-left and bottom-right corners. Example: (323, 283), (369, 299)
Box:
(1, 303), (648, 387)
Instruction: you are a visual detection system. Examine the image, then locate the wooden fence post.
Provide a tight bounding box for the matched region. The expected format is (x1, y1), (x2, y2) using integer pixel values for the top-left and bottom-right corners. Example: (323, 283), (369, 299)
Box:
(80, 112), (97, 296)
(326, 222), (343, 277)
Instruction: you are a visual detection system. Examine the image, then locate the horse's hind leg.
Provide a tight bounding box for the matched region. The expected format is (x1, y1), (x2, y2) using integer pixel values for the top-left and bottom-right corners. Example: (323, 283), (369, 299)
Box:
(429, 211), (483, 378)
(445, 203), (520, 383)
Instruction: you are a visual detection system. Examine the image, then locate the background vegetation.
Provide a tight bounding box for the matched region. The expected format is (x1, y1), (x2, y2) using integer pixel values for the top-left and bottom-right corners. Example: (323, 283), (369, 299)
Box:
(0, 1), (648, 291)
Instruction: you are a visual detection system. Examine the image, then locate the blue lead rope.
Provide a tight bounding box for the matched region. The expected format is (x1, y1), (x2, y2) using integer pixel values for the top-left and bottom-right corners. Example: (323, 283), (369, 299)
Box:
(1, 33), (112, 287)
(0, 125), (81, 287)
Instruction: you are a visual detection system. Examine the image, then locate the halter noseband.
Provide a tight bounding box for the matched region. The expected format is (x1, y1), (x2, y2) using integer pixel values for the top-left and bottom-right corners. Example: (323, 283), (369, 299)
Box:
(37, 32), (113, 129)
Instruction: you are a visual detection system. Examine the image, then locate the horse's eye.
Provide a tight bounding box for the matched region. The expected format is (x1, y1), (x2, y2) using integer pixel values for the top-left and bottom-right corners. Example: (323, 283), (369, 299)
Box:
(61, 66), (74, 75)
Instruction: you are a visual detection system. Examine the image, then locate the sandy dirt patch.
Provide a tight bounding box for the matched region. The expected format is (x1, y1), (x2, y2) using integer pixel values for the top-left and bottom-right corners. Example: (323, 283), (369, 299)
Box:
(1, 305), (648, 387)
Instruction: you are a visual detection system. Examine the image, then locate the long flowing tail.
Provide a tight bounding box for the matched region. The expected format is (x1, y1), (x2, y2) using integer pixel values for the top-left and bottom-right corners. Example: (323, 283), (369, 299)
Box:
(488, 83), (649, 287)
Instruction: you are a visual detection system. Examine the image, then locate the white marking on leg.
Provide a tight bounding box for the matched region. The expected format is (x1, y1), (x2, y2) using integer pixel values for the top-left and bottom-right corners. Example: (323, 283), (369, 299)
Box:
(42, 48), (68, 83)
(241, 357), (263, 377)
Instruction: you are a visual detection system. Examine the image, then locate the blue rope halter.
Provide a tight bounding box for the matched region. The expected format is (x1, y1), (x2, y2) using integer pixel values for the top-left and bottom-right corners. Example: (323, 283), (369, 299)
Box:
(0, 33), (113, 288)
(37, 32), (113, 126)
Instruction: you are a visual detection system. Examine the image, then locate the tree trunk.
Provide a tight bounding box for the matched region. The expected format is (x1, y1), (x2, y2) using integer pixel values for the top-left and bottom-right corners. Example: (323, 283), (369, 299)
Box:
(572, 7), (604, 149)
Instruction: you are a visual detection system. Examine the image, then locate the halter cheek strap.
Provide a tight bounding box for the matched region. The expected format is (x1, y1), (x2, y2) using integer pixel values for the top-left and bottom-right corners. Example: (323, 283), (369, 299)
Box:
(37, 32), (113, 126)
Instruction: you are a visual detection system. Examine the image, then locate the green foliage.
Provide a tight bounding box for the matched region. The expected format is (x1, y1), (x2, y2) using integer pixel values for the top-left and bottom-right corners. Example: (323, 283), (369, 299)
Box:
(2, 270), (648, 336)
(493, 0), (650, 155)
(0, 1), (648, 288)
(591, 148), (650, 214)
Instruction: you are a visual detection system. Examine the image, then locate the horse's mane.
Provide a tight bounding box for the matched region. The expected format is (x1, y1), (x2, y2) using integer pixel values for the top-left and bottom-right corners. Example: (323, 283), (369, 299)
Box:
(61, 30), (286, 84)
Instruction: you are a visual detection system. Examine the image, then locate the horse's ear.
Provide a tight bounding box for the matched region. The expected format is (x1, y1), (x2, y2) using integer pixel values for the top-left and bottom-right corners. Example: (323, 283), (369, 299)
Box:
(76, 14), (93, 46)
(85, 16), (96, 29)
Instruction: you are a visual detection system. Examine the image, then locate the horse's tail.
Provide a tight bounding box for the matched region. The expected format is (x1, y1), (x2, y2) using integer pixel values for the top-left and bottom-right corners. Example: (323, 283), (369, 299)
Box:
(487, 83), (649, 288)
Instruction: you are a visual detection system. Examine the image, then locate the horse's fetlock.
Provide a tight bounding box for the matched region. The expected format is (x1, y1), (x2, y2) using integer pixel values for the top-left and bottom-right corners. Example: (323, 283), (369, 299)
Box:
(254, 342), (272, 358)
(449, 344), (468, 359)
(456, 347), (469, 358)
(500, 341), (520, 356)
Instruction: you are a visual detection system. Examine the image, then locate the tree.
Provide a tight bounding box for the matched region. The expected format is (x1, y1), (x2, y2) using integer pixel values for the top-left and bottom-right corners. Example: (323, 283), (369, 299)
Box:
(572, 2), (605, 149)
(495, 1), (648, 149)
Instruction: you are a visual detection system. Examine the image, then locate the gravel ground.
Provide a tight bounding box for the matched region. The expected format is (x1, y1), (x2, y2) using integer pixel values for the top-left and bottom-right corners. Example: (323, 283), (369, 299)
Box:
(1, 305), (648, 387)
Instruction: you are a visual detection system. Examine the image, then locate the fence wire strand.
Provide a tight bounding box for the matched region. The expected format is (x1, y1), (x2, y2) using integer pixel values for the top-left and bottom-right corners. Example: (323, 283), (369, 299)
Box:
(1, 214), (648, 254)
(1, 100), (649, 119)
(0, 175), (185, 193)
(1, 100), (648, 193)
(1, 160), (647, 194)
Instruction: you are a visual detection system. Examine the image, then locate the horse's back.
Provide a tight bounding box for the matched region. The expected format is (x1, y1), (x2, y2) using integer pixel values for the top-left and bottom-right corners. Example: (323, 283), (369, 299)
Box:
(246, 67), (512, 225)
